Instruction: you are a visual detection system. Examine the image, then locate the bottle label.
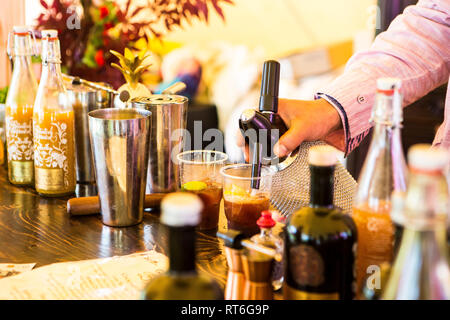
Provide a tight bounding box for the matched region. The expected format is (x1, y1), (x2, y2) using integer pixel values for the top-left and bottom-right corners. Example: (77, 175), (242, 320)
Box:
(35, 167), (64, 191)
(10, 160), (34, 183)
(289, 244), (325, 287)
(34, 118), (72, 189)
(283, 284), (339, 300)
(5, 116), (33, 162)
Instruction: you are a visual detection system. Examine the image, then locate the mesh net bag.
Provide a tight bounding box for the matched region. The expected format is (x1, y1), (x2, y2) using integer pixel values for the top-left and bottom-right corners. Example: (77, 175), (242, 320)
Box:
(270, 141), (357, 217)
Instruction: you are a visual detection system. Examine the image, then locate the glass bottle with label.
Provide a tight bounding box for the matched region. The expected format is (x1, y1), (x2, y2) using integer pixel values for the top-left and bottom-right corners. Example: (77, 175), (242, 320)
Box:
(251, 210), (284, 291)
(352, 78), (408, 296)
(5, 26), (38, 185)
(382, 145), (450, 300)
(33, 30), (76, 196)
(284, 145), (357, 300)
(143, 192), (223, 300)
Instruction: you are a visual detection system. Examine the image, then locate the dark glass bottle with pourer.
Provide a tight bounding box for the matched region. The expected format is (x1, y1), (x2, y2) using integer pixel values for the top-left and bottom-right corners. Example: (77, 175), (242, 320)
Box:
(284, 145), (357, 300)
(239, 60), (290, 189)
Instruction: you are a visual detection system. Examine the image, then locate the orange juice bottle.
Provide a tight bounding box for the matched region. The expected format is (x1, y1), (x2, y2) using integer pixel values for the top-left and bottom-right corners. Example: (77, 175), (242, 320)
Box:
(33, 30), (75, 197)
(5, 26), (38, 185)
(352, 78), (408, 297)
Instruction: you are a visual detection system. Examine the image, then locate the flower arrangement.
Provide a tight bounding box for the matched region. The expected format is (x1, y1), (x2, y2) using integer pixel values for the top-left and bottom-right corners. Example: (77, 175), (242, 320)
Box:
(35, 0), (232, 88)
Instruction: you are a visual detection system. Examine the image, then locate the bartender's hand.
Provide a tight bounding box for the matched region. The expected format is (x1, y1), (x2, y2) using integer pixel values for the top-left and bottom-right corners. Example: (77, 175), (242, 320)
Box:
(237, 98), (345, 161)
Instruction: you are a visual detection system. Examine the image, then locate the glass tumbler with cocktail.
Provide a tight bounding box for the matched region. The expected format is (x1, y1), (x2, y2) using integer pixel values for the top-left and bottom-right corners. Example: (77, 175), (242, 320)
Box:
(221, 164), (274, 236)
(177, 150), (228, 230)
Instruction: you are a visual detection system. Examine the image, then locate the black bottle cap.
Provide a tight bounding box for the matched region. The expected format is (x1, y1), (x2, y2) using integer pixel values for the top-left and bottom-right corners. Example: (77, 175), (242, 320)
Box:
(72, 76), (82, 85)
(259, 60), (280, 113)
(217, 230), (247, 249)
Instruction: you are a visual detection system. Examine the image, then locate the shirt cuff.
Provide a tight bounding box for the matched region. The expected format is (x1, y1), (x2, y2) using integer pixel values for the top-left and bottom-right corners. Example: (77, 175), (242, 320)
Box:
(315, 92), (350, 155)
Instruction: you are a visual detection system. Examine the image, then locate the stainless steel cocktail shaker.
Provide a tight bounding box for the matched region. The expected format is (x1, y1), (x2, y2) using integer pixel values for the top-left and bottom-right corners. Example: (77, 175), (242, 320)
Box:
(88, 108), (152, 227)
(131, 95), (188, 194)
(67, 83), (98, 184)
(66, 79), (114, 185)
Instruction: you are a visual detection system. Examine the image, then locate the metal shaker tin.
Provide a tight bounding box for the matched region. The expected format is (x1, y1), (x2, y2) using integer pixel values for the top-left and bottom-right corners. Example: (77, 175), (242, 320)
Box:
(131, 95), (188, 194)
(66, 83), (99, 183)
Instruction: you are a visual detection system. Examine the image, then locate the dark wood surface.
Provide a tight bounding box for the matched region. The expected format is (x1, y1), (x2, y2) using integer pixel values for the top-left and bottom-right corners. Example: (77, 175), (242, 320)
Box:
(0, 166), (228, 287)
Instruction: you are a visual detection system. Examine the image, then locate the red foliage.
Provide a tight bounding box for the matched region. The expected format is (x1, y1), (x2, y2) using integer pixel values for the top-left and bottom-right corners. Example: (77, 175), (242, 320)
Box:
(35, 0), (233, 89)
(99, 6), (109, 19)
(95, 50), (105, 67)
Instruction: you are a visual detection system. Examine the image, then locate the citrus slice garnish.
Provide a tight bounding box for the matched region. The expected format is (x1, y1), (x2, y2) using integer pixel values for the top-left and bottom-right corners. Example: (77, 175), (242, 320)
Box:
(224, 184), (248, 197)
(182, 181), (207, 192)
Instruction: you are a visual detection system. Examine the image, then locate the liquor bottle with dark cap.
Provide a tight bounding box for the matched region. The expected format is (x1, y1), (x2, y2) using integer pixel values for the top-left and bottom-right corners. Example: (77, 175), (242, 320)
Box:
(284, 145), (357, 300)
(142, 192), (223, 300)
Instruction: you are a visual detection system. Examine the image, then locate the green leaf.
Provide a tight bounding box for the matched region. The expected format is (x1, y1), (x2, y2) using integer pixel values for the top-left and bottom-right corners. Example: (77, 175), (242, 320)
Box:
(82, 55), (97, 68)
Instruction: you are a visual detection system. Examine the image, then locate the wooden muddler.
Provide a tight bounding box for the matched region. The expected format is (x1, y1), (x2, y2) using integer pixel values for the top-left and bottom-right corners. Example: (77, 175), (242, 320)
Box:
(67, 193), (166, 216)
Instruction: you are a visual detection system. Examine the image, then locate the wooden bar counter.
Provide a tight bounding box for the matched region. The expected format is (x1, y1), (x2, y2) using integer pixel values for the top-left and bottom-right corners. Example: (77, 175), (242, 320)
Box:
(0, 166), (228, 287)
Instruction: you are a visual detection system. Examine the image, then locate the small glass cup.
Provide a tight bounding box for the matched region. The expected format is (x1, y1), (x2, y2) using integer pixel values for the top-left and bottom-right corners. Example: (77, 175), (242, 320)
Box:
(220, 164), (274, 236)
(177, 150), (228, 230)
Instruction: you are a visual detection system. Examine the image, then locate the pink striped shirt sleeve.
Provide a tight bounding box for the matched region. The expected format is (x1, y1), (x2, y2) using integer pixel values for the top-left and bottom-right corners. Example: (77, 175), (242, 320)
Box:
(316, 0), (450, 155)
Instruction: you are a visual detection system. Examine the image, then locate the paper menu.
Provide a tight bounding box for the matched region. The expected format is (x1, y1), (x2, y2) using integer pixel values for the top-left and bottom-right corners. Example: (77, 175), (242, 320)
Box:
(0, 263), (36, 279)
(0, 250), (168, 300)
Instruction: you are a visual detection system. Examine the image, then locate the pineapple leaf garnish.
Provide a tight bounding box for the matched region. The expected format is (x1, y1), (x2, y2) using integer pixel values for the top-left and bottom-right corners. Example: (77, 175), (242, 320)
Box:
(110, 48), (152, 85)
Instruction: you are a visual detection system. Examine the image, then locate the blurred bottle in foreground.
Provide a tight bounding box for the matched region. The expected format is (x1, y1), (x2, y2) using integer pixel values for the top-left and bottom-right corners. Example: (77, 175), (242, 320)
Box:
(284, 145), (357, 300)
(382, 144), (450, 300)
(5, 26), (38, 185)
(143, 192), (223, 300)
(360, 262), (391, 300)
(33, 30), (76, 197)
(352, 78), (408, 296)
(250, 210), (284, 291)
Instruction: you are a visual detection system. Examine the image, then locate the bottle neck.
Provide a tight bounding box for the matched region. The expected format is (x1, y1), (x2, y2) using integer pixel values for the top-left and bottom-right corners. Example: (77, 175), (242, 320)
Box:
(39, 59), (65, 97)
(7, 47), (37, 108)
(11, 34), (34, 58)
(11, 55), (35, 82)
(370, 90), (405, 173)
(41, 62), (63, 81)
(309, 165), (334, 208)
(371, 122), (407, 190)
(356, 92), (408, 207)
(11, 34), (34, 72)
(41, 38), (63, 78)
(404, 171), (448, 232)
(168, 226), (196, 274)
(371, 91), (402, 126)
(259, 227), (273, 239)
